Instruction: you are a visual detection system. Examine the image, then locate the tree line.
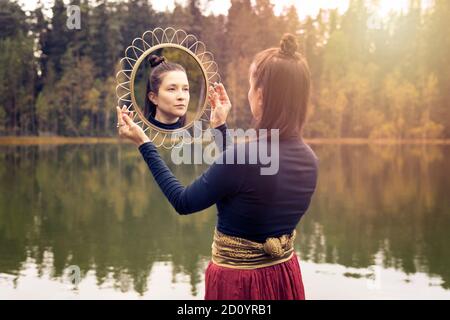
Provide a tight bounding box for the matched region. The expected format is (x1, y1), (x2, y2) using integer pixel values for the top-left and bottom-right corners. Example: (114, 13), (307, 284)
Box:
(0, 0), (449, 139)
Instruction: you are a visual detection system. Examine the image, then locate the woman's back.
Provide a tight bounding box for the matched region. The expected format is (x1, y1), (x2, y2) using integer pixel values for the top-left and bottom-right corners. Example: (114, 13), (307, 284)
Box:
(215, 136), (318, 243)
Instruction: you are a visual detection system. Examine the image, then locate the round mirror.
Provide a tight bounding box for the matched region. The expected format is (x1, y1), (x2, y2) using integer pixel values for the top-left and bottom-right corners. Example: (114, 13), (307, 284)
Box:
(132, 45), (206, 132)
(116, 28), (220, 148)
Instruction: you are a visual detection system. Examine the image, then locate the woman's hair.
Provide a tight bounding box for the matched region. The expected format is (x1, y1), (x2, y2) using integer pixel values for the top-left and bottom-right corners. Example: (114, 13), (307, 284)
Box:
(144, 55), (187, 126)
(250, 33), (311, 139)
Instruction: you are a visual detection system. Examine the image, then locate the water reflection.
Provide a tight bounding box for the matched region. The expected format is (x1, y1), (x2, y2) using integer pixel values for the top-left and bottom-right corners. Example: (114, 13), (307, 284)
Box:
(0, 143), (449, 298)
(298, 144), (450, 290)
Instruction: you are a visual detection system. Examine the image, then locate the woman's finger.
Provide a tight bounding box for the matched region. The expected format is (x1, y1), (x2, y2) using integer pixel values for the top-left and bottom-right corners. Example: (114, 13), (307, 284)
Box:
(216, 83), (231, 104)
(209, 98), (216, 110)
(216, 83), (227, 96)
(122, 112), (134, 126)
(208, 87), (217, 109)
(208, 86), (216, 98)
(116, 106), (124, 125)
(212, 91), (220, 108)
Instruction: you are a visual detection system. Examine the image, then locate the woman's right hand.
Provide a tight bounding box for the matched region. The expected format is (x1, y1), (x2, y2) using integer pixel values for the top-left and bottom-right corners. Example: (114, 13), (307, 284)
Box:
(208, 82), (232, 128)
(116, 105), (150, 147)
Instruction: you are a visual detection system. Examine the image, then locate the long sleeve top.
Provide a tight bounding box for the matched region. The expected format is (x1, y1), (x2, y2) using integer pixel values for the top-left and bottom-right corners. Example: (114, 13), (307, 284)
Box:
(138, 124), (319, 243)
(147, 115), (184, 130)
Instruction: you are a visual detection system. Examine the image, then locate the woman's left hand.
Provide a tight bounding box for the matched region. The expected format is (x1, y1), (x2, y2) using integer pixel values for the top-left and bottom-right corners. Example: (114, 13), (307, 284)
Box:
(209, 82), (232, 128)
(116, 105), (150, 147)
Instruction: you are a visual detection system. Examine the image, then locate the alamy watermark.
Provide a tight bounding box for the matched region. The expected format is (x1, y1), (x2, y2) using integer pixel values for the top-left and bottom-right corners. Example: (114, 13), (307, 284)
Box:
(169, 121), (280, 176)
(66, 5), (81, 30)
(67, 265), (81, 286)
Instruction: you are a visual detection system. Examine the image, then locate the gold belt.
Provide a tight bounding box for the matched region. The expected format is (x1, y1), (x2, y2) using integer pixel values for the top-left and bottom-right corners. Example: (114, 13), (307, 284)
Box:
(211, 228), (296, 270)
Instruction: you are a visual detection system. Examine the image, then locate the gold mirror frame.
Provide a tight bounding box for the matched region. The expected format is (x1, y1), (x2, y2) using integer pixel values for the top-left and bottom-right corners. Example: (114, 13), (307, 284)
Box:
(116, 27), (220, 149)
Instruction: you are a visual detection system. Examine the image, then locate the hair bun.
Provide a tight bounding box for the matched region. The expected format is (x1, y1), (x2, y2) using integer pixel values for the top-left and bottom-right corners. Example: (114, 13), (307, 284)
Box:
(279, 33), (298, 57)
(148, 55), (166, 67)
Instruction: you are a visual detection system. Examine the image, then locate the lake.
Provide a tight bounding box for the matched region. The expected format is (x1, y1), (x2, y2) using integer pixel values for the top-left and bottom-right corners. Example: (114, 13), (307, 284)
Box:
(0, 142), (449, 299)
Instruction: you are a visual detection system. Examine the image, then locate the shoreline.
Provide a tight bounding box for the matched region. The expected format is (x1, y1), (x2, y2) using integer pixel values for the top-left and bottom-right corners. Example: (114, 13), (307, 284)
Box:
(305, 138), (450, 145)
(0, 136), (121, 145)
(1, 136), (450, 146)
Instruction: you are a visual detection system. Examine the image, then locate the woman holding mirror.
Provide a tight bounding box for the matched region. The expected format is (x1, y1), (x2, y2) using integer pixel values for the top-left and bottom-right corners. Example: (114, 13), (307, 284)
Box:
(117, 34), (318, 300)
(144, 55), (188, 130)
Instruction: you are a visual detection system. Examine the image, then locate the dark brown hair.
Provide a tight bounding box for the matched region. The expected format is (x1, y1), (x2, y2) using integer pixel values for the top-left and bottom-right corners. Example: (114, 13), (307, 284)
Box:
(250, 33), (311, 139)
(144, 55), (187, 126)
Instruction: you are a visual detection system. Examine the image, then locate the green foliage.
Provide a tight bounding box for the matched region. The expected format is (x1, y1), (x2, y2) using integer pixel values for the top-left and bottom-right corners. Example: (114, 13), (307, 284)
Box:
(0, 27), (36, 135)
(0, 0), (449, 138)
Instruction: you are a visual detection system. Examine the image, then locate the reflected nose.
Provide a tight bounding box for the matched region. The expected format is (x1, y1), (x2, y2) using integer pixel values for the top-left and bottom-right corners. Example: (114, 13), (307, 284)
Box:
(177, 91), (188, 100)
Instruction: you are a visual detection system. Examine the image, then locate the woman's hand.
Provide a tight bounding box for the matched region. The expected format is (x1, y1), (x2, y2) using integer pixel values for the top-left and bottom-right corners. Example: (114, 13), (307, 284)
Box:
(208, 82), (232, 128)
(116, 105), (150, 147)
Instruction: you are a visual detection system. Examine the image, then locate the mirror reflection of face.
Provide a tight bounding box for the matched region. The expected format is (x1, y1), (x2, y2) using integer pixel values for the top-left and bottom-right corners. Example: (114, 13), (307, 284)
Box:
(132, 46), (207, 132)
(148, 71), (190, 125)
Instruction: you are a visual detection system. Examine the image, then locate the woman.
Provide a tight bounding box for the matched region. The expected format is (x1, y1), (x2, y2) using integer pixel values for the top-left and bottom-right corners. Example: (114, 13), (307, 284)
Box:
(116, 33), (318, 300)
(144, 55), (189, 130)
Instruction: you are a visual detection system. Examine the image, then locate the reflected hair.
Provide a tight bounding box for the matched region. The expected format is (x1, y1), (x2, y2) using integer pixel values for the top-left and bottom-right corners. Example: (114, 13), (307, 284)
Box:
(144, 54), (187, 126)
(250, 33), (311, 139)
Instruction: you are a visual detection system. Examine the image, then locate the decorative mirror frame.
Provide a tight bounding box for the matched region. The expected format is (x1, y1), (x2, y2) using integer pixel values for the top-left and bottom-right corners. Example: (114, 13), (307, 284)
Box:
(116, 27), (220, 149)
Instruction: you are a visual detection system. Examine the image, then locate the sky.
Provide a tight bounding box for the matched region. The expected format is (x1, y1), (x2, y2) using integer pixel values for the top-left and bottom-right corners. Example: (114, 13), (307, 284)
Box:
(170, 0), (351, 18)
(18, 0), (434, 21)
(128, 0), (427, 19)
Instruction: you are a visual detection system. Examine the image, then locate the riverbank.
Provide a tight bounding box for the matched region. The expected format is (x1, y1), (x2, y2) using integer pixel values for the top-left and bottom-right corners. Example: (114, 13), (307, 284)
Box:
(1, 136), (450, 145)
(0, 136), (120, 145)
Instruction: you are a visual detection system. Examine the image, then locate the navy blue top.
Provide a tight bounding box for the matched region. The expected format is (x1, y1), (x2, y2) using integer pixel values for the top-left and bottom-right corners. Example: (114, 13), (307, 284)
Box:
(138, 124), (319, 243)
(148, 115), (184, 130)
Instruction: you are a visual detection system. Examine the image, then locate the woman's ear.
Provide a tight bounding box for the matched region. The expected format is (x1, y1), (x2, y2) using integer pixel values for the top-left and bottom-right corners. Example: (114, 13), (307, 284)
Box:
(148, 92), (157, 106)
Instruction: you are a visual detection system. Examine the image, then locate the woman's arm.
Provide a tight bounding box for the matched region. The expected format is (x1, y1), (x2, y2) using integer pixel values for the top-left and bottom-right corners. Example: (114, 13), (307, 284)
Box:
(138, 141), (241, 215)
(212, 123), (233, 152)
(117, 81), (237, 214)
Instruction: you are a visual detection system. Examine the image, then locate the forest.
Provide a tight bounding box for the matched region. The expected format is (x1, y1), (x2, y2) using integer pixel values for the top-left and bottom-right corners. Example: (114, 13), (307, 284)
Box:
(0, 0), (449, 139)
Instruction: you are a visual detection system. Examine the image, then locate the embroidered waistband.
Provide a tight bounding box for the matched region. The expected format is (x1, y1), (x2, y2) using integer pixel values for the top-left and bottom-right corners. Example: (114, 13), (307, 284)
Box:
(211, 228), (296, 270)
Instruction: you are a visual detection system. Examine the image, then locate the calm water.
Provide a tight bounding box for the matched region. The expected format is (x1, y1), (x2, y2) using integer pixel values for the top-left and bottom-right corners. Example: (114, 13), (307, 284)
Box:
(0, 143), (449, 299)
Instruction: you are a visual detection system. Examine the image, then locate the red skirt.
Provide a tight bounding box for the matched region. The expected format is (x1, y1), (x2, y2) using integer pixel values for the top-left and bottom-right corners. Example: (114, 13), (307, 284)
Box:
(204, 252), (305, 300)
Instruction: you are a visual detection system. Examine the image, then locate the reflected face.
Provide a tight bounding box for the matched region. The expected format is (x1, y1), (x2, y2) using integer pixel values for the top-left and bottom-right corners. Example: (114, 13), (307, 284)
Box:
(248, 63), (263, 121)
(148, 71), (190, 123)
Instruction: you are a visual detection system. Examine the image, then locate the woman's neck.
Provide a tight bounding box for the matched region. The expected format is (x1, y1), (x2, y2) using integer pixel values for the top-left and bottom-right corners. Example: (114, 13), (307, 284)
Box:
(154, 111), (179, 124)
